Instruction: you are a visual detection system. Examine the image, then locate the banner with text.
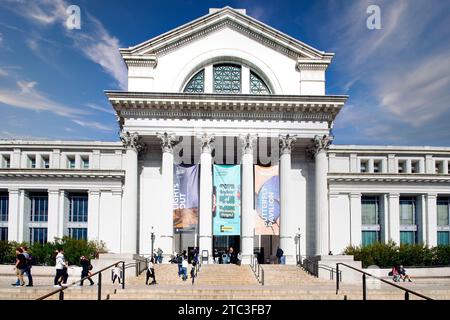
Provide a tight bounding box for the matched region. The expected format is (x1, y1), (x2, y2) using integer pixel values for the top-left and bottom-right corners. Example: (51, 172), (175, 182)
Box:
(213, 164), (241, 236)
(173, 164), (199, 233)
(254, 165), (280, 235)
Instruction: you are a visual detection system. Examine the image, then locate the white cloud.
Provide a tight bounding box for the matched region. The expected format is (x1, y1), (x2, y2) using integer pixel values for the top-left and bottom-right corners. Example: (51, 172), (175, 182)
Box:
(0, 68), (8, 77)
(72, 119), (113, 131)
(3, 0), (127, 89)
(85, 102), (115, 115)
(0, 80), (87, 117)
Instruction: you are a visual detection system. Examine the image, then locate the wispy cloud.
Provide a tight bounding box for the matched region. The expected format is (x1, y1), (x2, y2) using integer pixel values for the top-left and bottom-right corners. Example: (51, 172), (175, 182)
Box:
(0, 68), (7, 77)
(72, 119), (113, 131)
(85, 102), (115, 115)
(0, 80), (87, 117)
(2, 0), (127, 89)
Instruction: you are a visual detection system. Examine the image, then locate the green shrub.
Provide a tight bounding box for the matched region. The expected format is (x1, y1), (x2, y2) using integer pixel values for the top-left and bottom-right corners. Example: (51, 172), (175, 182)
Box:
(344, 242), (450, 268)
(0, 237), (107, 266)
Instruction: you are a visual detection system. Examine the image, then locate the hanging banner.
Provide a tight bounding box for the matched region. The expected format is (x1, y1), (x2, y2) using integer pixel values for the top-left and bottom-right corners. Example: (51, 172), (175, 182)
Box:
(254, 165), (280, 235)
(213, 165), (241, 236)
(173, 164), (199, 233)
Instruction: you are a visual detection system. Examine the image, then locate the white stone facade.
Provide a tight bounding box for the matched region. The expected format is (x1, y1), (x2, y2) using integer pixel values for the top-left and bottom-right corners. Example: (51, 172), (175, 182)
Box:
(1, 8), (449, 263)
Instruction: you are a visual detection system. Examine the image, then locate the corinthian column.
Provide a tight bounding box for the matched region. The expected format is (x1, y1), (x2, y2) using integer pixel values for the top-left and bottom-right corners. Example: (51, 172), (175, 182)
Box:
(120, 131), (145, 253)
(240, 134), (257, 264)
(198, 133), (215, 261)
(307, 134), (333, 256)
(157, 132), (178, 258)
(279, 134), (297, 264)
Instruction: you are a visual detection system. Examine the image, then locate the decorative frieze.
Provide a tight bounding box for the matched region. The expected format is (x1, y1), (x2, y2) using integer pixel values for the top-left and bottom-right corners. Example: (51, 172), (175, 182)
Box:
(279, 134), (297, 155)
(122, 54), (157, 68)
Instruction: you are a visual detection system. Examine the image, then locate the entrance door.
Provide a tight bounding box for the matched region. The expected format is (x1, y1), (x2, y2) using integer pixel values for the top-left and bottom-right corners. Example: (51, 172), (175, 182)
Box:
(174, 230), (196, 256)
(213, 235), (240, 263)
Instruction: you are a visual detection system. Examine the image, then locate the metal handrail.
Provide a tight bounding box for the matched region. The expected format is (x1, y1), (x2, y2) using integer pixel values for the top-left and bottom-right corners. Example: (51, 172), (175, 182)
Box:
(336, 262), (433, 300)
(251, 254), (264, 285)
(36, 260), (126, 300)
(301, 258), (342, 281)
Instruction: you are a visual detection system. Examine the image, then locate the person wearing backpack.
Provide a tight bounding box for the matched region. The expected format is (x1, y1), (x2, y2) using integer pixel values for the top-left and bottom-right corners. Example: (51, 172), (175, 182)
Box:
(276, 247), (284, 264)
(79, 256), (94, 286)
(21, 246), (34, 287)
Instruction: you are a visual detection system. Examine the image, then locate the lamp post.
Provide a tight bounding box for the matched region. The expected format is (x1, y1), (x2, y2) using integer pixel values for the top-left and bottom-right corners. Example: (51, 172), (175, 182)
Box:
(295, 228), (301, 265)
(150, 226), (155, 261)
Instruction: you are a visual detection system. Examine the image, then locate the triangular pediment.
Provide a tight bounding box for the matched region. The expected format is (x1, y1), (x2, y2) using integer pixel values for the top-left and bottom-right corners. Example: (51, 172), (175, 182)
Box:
(120, 7), (333, 62)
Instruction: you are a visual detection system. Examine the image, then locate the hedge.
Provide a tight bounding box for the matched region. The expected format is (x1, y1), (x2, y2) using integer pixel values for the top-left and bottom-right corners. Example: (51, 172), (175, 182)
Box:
(0, 237), (107, 266)
(344, 241), (450, 268)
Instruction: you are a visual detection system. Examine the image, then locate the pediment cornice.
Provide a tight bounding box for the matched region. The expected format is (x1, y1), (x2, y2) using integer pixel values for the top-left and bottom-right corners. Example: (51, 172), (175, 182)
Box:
(120, 7), (333, 62)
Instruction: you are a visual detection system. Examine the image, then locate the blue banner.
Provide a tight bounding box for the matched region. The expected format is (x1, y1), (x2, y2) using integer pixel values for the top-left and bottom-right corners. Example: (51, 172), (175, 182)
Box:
(213, 165), (241, 236)
(173, 164), (199, 232)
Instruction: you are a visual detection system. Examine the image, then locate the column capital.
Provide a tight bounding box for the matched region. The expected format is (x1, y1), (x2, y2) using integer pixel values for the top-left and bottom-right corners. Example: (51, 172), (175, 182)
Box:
(88, 189), (100, 196)
(389, 192), (400, 198)
(198, 133), (215, 154)
(306, 134), (333, 159)
(279, 134), (297, 155)
(48, 189), (60, 195)
(240, 133), (257, 155)
(156, 132), (178, 153)
(349, 192), (362, 198)
(8, 188), (20, 194)
(120, 131), (145, 153)
(427, 193), (438, 199)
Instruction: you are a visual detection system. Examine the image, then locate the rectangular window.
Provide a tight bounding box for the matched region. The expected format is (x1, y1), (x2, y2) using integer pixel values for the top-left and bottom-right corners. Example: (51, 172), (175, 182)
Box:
(69, 193), (88, 222)
(373, 161), (381, 173)
(435, 161), (443, 174)
(42, 156), (50, 169)
(67, 156), (75, 169)
(360, 160), (368, 173)
(2, 155), (10, 168)
(0, 227), (7, 241)
(29, 227), (47, 244)
(69, 228), (87, 240)
(398, 161), (406, 173)
(437, 231), (449, 245)
(437, 198), (450, 226)
(0, 192), (8, 222)
(81, 157), (89, 169)
(361, 196), (381, 246)
(400, 197), (417, 244)
(29, 155), (36, 169)
(30, 192), (48, 222)
(411, 161), (418, 174)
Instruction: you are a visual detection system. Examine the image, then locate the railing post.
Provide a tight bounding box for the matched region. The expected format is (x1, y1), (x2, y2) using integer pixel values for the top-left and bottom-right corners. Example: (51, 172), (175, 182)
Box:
(362, 274), (367, 300)
(261, 268), (264, 286)
(59, 290), (64, 301)
(122, 261), (125, 290)
(98, 272), (102, 301)
(135, 262), (138, 277)
(405, 292), (410, 300)
(336, 264), (340, 295)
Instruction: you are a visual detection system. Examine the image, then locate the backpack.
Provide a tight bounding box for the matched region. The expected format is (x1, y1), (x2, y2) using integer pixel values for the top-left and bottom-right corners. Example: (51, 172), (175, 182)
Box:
(88, 264), (93, 271)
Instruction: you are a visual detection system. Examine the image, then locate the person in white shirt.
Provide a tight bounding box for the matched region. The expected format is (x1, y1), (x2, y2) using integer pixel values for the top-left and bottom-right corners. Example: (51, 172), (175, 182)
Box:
(146, 258), (157, 285)
(181, 258), (188, 281)
(54, 248), (68, 287)
(112, 264), (122, 284)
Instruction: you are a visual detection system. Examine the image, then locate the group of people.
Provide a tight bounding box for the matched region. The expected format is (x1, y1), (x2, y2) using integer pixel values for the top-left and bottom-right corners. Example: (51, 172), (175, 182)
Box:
(169, 249), (198, 284)
(213, 247), (241, 265)
(390, 265), (412, 282)
(12, 246), (33, 287)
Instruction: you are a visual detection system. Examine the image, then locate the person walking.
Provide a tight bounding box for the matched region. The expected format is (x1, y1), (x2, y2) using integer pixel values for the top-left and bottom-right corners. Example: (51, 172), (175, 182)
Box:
(181, 257), (188, 281)
(54, 248), (68, 287)
(20, 246), (33, 287)
(177, 253), (183, 278)
(112, 264), (122, 284)
(157, 248), (163, 264)
(190, 261), (196, 285)
(12, 248), (26, 287)
(276, 247), (284, 264)
(146, 258), (157, 285)
(80, 256), (94, 286)
(213, 249), (219, 264)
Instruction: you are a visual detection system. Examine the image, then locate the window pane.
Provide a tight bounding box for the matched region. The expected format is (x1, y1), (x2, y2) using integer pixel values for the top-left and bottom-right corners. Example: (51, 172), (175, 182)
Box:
(250, 71), (270, 94)
(213, 64), (241, 93)
(184, 69), (204, 93)
(0, 193), (8, 222)
(400, 231), (415, 244)
(0, 227), (7, 241)
(30, 228), (47, 244)
(362, 197), (378, 225)
(69, 228), (87, 240)
(437, 200), (449, 226)
(400, 199), (414, 225)
(30, 194), (48, 222)
(362, 231), (379, 246)
(437, 231), (450, 245)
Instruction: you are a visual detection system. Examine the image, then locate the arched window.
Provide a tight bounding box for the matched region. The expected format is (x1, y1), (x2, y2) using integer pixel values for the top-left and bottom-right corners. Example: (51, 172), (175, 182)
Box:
(183, 69), (204, 93)
(182, 64), (271, 94)
(213, 64), (241, 93)
(250, 71), (271, 94)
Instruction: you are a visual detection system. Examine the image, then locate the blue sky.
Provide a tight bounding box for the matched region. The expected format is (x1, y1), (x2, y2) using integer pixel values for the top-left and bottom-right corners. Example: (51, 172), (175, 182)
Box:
(0, 0), (449, 145)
